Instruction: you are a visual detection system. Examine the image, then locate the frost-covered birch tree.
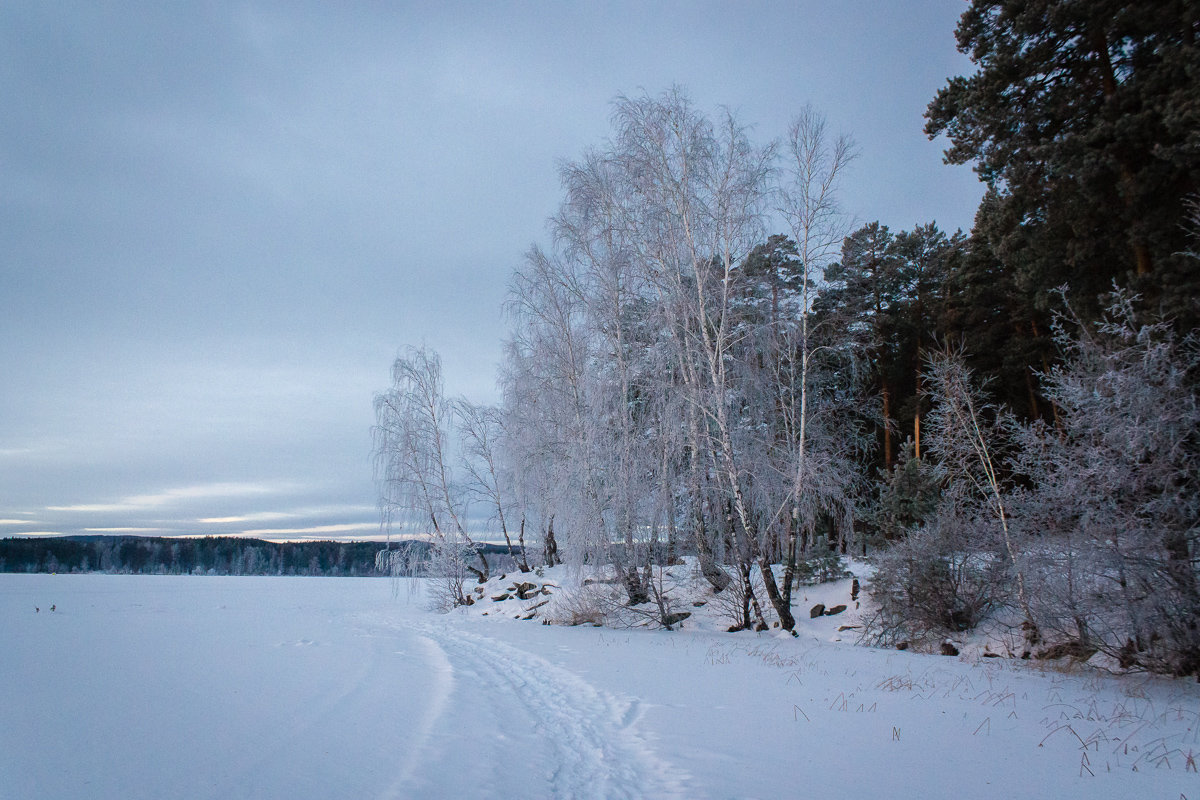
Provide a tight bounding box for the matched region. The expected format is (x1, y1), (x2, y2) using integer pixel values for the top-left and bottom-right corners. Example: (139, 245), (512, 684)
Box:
(497, 88), (871, 630)
(373, 345), (489, 603)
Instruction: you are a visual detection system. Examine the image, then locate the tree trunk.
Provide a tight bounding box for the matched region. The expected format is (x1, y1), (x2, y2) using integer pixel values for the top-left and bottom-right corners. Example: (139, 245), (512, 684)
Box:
(498, 514), (525, 573)
(757, 557), (796, 631)
(471, 549), (490, 584)
(1024, 365), (1041, 421)
(1091, 28), (1154, 277)
(516, 516), (531, 572)
(781, 513), (799, 607)
(543, 515), (559, 568)
(740, 561), (768, 632)
(1030, 318), (1063, 430)
(620, 565), (650, 606)
(694, 514), (732, 592)
(881, 378), (894, 469)
(914, 411), (921, 460)
(914, 342), (923, 459)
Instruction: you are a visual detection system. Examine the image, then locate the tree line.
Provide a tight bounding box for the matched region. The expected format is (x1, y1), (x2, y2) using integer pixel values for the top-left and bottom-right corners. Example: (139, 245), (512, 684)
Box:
(1, 536), (408, 577)
(374, 2), (1199, 675)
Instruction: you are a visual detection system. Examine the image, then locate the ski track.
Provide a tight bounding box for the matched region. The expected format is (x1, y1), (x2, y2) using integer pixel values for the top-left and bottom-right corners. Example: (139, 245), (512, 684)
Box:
(378, 631), (454, 800)
(408, 619), (694, 800)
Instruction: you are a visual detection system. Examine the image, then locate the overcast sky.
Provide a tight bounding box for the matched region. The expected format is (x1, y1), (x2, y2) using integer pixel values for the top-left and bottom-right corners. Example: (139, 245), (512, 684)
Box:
(1, 1), (982, 542)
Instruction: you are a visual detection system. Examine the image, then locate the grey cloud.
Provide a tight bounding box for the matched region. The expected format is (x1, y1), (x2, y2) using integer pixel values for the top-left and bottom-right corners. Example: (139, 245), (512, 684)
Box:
(2, 1), (983, 541)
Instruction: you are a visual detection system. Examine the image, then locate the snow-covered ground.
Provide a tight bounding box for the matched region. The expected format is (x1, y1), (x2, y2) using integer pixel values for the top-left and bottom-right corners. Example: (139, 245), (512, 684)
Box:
(2, 573), (1198, 799)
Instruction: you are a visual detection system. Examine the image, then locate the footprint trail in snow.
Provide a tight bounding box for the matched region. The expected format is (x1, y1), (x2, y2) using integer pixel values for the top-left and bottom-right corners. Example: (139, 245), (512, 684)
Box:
(400, 619), (694, 799)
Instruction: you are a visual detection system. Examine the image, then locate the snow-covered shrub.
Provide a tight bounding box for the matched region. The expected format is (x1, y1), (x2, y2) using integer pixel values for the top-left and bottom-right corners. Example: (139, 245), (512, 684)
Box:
(1012, 288), (1200, 675)
(862, 502), (1008, 648)
(550, 579), (614, 627)
(547, 564), (695, 630)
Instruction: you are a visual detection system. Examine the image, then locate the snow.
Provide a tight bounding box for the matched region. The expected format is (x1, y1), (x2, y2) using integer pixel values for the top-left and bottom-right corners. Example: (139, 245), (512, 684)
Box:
(3, 573), (1199, 799)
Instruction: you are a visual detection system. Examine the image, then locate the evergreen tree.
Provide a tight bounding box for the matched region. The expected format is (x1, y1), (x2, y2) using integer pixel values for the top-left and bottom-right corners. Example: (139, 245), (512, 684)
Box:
(890, 223), (964, 453)
(816, 223), (904, 467)
(926, 0), (1200, 325)
(939, 227), (1055, 421)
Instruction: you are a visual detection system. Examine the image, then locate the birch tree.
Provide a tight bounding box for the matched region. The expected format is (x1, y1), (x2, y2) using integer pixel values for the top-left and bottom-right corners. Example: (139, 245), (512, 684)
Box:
(773, 107), (862, 612)
(456, 399), (530, 572)
(923, 346), (1035, 648)
(373, 345), (489, 600)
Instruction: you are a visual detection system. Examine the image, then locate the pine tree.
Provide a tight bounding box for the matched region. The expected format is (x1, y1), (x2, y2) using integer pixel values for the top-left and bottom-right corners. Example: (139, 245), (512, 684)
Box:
(926, 0), (1200, 325)
(816, 223), (905, 467)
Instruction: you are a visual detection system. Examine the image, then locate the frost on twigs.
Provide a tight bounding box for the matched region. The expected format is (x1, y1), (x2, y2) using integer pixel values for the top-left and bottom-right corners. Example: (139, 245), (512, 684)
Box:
(423, 537), (479, 612)
(546, 565), (691, 631)
(860, 504), (1009, 651)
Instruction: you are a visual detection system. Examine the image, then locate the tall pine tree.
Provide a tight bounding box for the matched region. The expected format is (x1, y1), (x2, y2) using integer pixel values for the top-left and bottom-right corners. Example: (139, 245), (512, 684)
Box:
(926, 0), (1200, 325)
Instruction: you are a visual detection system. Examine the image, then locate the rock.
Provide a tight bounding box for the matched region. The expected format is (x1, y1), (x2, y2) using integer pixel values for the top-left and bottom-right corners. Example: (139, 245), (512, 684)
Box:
(692, 600), (707, 607)
(513, 582), (539, 600)
(662, 611), (691, 627)
(940, 642), (959, 657)
(810, 603), (826, 618)
(982, 651), (1001, 658)
(837, 624), (860, 632)
(896, 641), (909, 651)
(491, 593), (511, 601)
(851, 578), (860, 601)
(824, 604), (847, 616)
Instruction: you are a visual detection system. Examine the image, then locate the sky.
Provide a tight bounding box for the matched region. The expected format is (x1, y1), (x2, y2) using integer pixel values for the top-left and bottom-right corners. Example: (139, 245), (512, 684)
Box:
(1, 1), (983, 542)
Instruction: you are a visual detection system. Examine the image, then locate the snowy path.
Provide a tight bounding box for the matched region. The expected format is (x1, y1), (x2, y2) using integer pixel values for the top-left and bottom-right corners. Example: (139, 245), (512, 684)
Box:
(392, 618), (693, 799)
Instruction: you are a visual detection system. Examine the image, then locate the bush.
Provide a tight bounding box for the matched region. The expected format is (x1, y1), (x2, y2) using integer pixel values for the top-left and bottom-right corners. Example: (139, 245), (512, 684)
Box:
(1011, 288), (1200, 675)
(862, 506), (1008, 648)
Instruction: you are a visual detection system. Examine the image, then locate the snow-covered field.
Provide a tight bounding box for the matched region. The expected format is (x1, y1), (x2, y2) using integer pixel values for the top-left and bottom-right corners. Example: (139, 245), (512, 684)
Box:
(3, 574), (1198, 799)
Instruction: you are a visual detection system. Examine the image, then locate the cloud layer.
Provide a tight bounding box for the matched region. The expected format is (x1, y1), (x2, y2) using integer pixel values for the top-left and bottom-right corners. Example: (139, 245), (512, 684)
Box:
(1, 2), (981, 540)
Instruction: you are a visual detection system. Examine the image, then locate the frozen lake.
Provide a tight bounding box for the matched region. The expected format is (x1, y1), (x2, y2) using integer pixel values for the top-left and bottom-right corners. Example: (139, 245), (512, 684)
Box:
(2, 574), (1197, 799)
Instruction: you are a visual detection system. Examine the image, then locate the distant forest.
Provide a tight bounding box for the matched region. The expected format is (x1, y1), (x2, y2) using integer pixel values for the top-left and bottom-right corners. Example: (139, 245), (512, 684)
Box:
(0, 536), (520, 577)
